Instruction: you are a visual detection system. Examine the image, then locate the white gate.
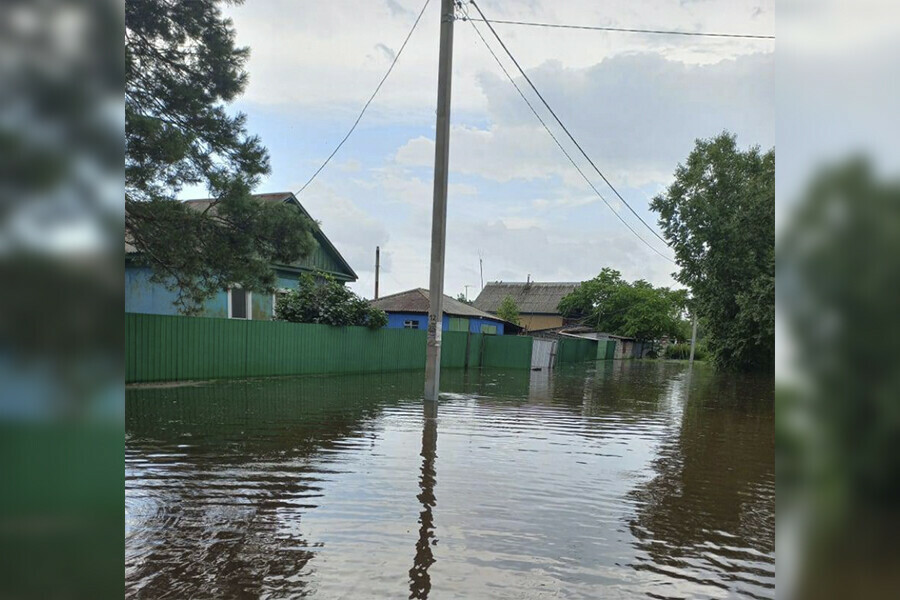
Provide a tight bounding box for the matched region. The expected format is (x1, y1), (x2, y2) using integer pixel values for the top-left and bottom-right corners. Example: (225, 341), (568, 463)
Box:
(531, 339), (556, 370)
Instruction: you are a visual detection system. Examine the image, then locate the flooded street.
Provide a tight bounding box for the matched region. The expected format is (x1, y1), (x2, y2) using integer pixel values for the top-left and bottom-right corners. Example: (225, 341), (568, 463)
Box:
(125, 361), (774, 599)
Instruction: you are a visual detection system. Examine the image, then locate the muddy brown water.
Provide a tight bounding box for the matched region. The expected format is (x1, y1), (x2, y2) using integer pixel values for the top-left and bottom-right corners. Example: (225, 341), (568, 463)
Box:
(126, 361), (774, 599)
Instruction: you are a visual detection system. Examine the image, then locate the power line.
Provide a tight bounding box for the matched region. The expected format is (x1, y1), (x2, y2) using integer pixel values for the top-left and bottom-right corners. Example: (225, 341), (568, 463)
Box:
(295, 0), (431, 196)
(463, 17), (775, 40)
(460, 3), (674, 263)
(467, 0), (673, 251)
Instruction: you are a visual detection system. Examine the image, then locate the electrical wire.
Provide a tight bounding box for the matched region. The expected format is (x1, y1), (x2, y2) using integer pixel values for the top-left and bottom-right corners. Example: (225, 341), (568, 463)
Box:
(460, 3), (674, 263)
(295, 0), (431, 196)
(463, 17), (774, 40)
(468, 1), (672, 249)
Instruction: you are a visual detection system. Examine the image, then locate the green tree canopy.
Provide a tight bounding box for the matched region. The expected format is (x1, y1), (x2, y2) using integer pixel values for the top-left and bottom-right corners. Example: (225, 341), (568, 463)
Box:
(276, 272), (387, 329)
(651, 132), (774, 371)
(456, 293), (473, 305)
(125, 0), (315, 314)
(496, 295), (521, 325)
(558, 268), (687, 340)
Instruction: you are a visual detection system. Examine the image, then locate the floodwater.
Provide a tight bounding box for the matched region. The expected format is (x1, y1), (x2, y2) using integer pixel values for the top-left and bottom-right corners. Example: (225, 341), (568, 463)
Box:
(126, 361), (774, 599)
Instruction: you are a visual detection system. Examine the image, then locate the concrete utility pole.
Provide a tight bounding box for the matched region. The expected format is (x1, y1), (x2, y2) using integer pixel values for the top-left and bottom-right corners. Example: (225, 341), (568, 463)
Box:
(479, 256), (484, 290)
(464, 284), (472, 302)
(424, 0), (455, 402)
(689, 313), (698, 364)
(374, 246), (380, 300)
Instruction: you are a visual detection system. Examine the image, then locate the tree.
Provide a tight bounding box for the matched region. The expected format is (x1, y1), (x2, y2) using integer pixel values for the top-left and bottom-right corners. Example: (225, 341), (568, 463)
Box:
(276, 272), (387, 329)
(125, 0), (315, 314)
(456, 293), (473, 305)
(779, 159), (900, 596)
(496, 295), (521, 325)
(558, 268), (687, 340)
(651, 132), (774, 371)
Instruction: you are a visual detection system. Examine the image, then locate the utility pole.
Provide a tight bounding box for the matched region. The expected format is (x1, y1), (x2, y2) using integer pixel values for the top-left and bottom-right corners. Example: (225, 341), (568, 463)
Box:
(689, 313), (698, 364)
(424, 0), (455, 402)
(374, 246), (380, 300)
(479, 257), (484, 290)
(464, 284), (472, 302)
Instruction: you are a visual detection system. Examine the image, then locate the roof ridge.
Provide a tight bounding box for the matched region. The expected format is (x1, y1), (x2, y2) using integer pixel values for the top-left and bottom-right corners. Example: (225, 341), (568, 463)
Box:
(373, 288), (417, 302)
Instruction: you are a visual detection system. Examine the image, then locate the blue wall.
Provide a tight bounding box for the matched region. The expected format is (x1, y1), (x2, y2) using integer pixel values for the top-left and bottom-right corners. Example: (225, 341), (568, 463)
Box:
(383, 312), (505, 335)
(126, 265), (275, 320)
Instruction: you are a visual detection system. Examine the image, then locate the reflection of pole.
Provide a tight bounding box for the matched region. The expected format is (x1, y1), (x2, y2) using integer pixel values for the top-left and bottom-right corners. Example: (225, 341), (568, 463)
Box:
(409, 403), (438, 599)
(689, 313), (698, 364)
(424, 0), (455, 402)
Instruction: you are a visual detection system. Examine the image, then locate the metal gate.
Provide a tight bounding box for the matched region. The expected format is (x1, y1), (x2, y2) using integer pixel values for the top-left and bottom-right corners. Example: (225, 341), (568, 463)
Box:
(531, 339), (556, 370)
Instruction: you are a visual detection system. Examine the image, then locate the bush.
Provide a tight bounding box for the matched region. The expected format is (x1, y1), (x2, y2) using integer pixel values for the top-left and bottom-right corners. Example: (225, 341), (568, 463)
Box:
(276, 271), (387, 329)
(664, 342), (707, 361)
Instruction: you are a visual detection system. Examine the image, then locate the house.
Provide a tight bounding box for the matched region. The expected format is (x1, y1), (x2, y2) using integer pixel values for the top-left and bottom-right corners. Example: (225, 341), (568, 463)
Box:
(369, 288), (521, 335)
(125, 192), (357, 320)
(473, 281), (579, 332)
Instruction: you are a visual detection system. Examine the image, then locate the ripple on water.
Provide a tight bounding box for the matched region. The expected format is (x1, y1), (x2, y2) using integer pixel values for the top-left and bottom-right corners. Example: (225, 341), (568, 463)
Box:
(126, 363), (774, 599)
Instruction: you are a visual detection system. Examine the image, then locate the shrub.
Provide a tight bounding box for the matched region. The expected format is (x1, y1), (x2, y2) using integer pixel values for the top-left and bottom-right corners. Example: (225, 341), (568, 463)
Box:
(276, 271), (387, 329)
(664, 342), (707, 361)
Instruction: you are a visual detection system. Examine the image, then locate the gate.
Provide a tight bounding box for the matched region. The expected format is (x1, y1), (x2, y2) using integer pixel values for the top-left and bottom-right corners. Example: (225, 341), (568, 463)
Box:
(531, 338), (556, 370)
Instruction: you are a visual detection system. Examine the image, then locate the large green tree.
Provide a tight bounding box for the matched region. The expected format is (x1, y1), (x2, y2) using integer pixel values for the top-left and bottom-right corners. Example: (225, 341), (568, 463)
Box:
(125, 0), (315, 314)
(558, 268), (687, 341)
(651, 132), (774, 371)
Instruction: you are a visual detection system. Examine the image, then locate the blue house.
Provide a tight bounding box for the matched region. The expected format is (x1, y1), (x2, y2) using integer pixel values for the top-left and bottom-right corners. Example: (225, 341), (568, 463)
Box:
(126, 192), (357, 319)
(369, 288), (520, 335)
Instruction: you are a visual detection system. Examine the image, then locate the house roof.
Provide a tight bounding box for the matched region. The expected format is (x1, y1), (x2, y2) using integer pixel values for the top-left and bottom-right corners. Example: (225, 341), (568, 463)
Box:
(371, 288), (506, 321)
(473, 281), (580, 315)
(126, 192), (357, 281)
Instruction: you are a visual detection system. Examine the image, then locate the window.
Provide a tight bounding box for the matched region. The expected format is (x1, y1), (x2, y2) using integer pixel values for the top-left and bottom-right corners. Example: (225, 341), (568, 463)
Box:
(449, 317), (469, 332)
(403, 320), (419, 329)
(229, 288), (250, 319)
(481, 324), (497, 335)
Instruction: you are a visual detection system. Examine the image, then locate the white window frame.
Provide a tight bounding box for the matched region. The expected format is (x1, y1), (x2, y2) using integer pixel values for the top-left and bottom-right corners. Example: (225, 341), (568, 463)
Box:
(227, 287), (252, 320)
(272, 288), (290, 319)
(403, 319), (419, 329)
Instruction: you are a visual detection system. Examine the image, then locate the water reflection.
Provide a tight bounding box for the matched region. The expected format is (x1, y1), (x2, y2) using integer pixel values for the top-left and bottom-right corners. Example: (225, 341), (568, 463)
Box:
(126, 363), (775, 598)
(628, 367), (776, 598)
(409, 402), (438, 599)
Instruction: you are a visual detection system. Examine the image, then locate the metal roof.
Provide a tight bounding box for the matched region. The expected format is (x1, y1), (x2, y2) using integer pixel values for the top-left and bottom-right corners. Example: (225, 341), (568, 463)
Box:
(125, 192), (357, 281)
(473, 281), (580, 315)
(370, 288), (504, 320)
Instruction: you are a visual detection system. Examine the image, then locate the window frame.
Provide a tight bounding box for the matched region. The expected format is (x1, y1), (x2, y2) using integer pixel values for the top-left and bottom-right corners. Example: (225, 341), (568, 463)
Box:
(227, 287), (252, 320)
(403, 319), (420, 330)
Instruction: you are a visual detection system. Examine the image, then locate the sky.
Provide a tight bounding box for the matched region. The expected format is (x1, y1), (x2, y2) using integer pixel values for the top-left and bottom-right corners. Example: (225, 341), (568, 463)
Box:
(202, 0), (775, 300)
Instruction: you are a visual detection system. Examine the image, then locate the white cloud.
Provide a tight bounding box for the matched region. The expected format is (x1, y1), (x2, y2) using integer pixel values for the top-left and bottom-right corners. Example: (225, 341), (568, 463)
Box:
(214, 0), (774, 299)
(395, 51), (774, 188)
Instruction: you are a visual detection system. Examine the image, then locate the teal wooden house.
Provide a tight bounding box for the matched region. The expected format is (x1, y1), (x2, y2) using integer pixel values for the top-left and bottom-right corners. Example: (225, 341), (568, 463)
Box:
(126, 192), (357, 320)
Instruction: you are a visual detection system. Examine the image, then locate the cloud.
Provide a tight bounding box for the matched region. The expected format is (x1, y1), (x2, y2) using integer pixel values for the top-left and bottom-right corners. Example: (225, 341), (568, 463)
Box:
(373, 42), (396, 63)
(394, 51), (773, 188)
(214, 0), (773, 299)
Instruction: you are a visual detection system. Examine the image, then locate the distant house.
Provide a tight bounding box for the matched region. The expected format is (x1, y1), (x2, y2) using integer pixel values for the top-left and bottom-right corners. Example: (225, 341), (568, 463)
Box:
(473, 281), (579, 332)
(370, 288), (521, 335)
(125, 192), (357, 320)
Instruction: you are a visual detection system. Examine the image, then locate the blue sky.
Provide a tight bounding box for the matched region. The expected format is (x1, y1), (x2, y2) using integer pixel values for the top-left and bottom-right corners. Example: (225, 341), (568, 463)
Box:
(194, 0), (775, 299)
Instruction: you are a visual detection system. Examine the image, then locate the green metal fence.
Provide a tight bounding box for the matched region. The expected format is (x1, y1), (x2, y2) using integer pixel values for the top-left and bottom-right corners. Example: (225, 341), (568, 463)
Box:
(483, 334), (533, 369)
(556, 336), (598, 364)
(126, 313), (533, 383)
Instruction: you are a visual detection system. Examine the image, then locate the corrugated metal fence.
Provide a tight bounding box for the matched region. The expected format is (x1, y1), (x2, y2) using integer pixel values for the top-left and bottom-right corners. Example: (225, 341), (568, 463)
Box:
(126, 313), (534, 383)
(556, 336), (598, 364)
